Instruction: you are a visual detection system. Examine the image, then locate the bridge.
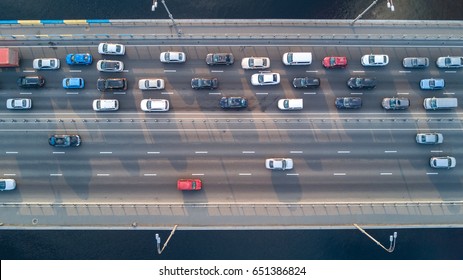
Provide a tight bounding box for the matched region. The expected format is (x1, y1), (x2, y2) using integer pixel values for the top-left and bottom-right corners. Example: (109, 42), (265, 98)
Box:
(0, 19), (463, 230)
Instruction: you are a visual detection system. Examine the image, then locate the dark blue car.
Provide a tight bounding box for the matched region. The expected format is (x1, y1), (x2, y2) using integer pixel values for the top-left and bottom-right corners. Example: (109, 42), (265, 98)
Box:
(66, 53), (93, 65)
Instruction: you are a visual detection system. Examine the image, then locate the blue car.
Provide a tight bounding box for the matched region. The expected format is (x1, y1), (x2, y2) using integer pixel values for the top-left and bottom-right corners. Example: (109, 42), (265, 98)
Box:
(66, 53), (93, 65)
(62, 78), (84, 89)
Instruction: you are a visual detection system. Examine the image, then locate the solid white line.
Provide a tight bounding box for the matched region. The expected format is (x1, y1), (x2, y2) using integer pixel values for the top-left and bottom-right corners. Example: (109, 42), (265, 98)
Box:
(195, 151), (208, 154)
(143, 174), (157, 176)
(350, 92), (363, 95)
(333, 173), (346, 176)
(380, 172), (393, 175)
(286, 173), (299, 176)
(97, 174), (110, 176)
(242, 151), (255, 154)
(164, 70), (176, 73)
(211, 70), (223, 73)
(337, 151), (351, 154)
(443, 92), (455, 95)
(255, 92), (268, 95)
(445, 71), (457, 73)
(113, 92), (126, 95)
(191, 173), (204, 176)
(397, 92), (409, 95)
(19, 92), (32, 95)
(290, 151), (303, 154)
(147, 152), (160, 154)
(3, 174), (16, 176)
(122, 70), (129, 73)
(209, 92), (221, 95)
(399, 70), (411, 73)
(5, 151), (18, 154)
(352, 70), (365, 73)
(426, 172), (438, 175)
(384, 150), (397, 153)
(66, 92), (79, 95)
(52, 152), (65, 154)
(69, 70), (81, 73)
(50, 173), (62, 176)
(304, 92), (317, 95)
(239, 173), (252, 176)
(161, 92), (173, 95)
(100, 152), (113, 154)
(430, 150), (443, 153)
(23, 70), (35, 73)
(306, 70), (318, 73)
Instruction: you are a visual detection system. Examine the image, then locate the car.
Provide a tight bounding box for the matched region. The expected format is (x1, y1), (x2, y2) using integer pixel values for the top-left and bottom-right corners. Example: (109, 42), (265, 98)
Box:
(98, 43), (125, 55)
(206, 53), (234, 65)
(92, 99), (119, 111)
(0, 179), (16, 191)
(33, 58), (60, 70)
(96, 60), (124, 72)
(420, 78), (445, 90)
(177, 179), (202, 191)
(361, 54), (389, 66)
(436, 56), (463, 68)
(48, 134), (81, 147)
(191, 77), (218, 89)
(282, 52), (312, 65)
(220, 97), (248, 109)
(17, 76), (45, 88)
(265, 158), (294, 170)
(430, 156), (456, 169)
(138, 79), (165, 90)
(322, 56), (347, 68)
(381, 97), (410, 110)
(6, 98), (31, 110)
(347, 77), (376, 89)
(416, 133), (443, 144)
(335, 97), (362, 109)
(277, 99), (303, 110)
(97, 78), (127, 92)
(140, 99), (169, 112)
(292, 77), (320, 88)
(251, 72), (280, 86)
(66, 53), (93, 65)
(160, 51), (186, 63)
(402, 57), (429, 68)
(241, 57), (270, 70)
(62, 78), (84, 89)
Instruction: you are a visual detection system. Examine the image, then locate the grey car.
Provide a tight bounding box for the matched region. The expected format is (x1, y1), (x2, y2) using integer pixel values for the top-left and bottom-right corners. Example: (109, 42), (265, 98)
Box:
(335, 97), (362, 109)
(292, 77), (320, 88)
(381, 97), (410, 110)
(402, 57), (429, 68)
(206, 53), (234, 65)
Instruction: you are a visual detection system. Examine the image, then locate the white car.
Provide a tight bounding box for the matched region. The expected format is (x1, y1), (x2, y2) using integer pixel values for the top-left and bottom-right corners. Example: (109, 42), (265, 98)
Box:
(416, 133), (443, 144)
(140, 99), (169, 112)
(0, 178), (16, 191)
(6, 98), (32, 110)
(251, 72), (280, 86)
(361, 54), (389, 66)
(436, 56), (463, 68)
(96, 60), (124, 72)
(98, 43), (125, 55)
(265, 158), (294, 170)
(241, 57), (270, 70)
(160, 51), (186, 63)
(430, 156), (456, 169)
(92, 99), (119, 111)
(277, 99), (303, 110)
(138, 79), (165, 90)
(33, 58), (60, 70)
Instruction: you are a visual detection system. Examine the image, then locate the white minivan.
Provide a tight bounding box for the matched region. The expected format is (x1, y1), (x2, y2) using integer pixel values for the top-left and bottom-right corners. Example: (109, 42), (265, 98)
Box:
(282, 52), (312, 65)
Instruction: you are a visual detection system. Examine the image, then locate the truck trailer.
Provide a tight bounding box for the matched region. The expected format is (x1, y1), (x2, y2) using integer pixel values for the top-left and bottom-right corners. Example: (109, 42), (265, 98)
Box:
(0, 48), (20, 67)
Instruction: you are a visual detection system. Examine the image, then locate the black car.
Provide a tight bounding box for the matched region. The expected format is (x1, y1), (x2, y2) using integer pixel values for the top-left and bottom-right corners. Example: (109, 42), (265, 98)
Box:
(335, 97), (362, 109)
(347, 77), (376, 89)
(292, 77), (320, 88)
(191, 77), (218, 89)
(220, 97), (248, 109)
(17, 76), (45, 88)
(48, 134), (81, 147)
(97, 78), (127, 92)
(206, 53), (234, 65)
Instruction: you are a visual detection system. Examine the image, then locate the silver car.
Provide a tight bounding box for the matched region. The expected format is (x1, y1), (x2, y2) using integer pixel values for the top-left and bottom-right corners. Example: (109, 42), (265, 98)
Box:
(381, 97), (410, 110)
(241, 57), (270, 70)
(0, 178), (16, 191)
(138, 79), (165, 90)
(436, 56), (463, 68)
(430, 156), (456, 169)
(98, 43), (125, 55)
(96, 60), (124, 72)
(416, 133), (443, 144)
(402, 57), (429, 68)
(160, 51), (186, 63)
(420, 78), (445, 90)
(6, 98), (32, 110)
(33, 58), (60, 70)
(265, 158), (294, 170)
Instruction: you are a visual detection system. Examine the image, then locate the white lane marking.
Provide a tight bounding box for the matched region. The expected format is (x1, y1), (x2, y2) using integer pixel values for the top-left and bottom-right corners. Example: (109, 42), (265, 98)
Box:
(23, 70), (35, 73)
(192, 173), (204, 176)
(286, 173), (299, 176)
(399, 70), (411, 73)
(445, 71), (457, 73)
(113, 92), (126, 95)
(162, 92), (174, 95)
(122, 70), (129, 73)
(242, 151), (255, 154)
(50, 173), (62, 176)
(337, 151), (351, 154)
(380, 172), (393, 175)
(3, 174), (16, 176)
(211, 70), (223, 73)
(255, 92), (268, 95)
(66, 92), (79, 95)
(350, 92), (363, 95)
(430, 150), (443, 153)
(384, 150), (397, 153)
(143, 174), (157, 176)
(304, 92), (317, 95)
(147, 152), (160, 154)
(352, 70), (365, 73)
(5, 151), (18, 154)
(239, 173), (252, 176)
(333, 173), (346, 176)
(209, 92), (221, 95)
(97, 173), (110, 176)
(20, 92), (32, 95)
(306, 70), (318, 73)
(397, 92), (409, 95)
(69, 70), (81, 73)
(195, 151), (208, 154)
(52, 152), (65, 154)
(164, 70), (176, 73)
(426, 172), (438, 175)
(290, 151), (303, 154)
(443, 92), (455, 95)
(99, 152), (113, 154)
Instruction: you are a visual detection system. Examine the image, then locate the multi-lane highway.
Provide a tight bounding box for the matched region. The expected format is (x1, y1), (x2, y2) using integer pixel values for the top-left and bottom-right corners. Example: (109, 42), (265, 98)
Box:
(1, 21), (463, 228)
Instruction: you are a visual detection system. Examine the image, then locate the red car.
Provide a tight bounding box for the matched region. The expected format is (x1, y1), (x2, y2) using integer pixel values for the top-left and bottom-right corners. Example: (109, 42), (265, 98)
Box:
(177, 179), (202, 191)
(322, 56), (347, 68)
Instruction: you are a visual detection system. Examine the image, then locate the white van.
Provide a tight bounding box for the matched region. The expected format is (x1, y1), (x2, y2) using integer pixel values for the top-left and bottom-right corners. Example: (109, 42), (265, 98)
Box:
(423, 97), (458, 110)
(282, 52), (312, 65)
(278, 99), (303, 110)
